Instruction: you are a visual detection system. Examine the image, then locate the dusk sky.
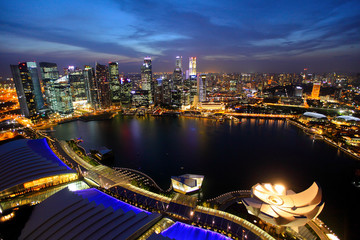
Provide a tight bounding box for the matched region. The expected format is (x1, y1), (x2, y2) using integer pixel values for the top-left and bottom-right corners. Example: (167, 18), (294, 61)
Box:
(1, 0), (359, 77)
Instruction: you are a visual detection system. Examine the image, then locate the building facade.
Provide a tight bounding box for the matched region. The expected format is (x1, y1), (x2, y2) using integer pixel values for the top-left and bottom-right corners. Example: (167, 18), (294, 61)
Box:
(140, 57), (153, 104)
(95, 63), (111, 109)
(11, 62), (44, 118)
(108, 62), (121, 105)
(39, 62), (59, 111)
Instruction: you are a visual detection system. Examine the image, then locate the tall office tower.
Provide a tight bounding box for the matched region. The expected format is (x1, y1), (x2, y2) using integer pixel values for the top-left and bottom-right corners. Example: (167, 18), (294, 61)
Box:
(294, 86), (303, 98)
(188, 57), (197, 105)
(173, 56), (183, 88)
(153, 79), (163, 106)
(95, 63), (111, 109)
(108, 62), (121, 105)
(189, 57), (196, 77)
(68, 68), (88, 106)
(170, 89), (181, 108)
(11, 62), (44, 118)
(197, 74), (207, 102)
(120, 77), (132, 105)
(140, 57), (153, 103)
(161, 78), (172, 106)
(39, 62), (59, 111)
(84, 65), (99, 109)
(311, 82), (321, 99)
(52, 76), (74, 114)
(176, 56), (182, 71)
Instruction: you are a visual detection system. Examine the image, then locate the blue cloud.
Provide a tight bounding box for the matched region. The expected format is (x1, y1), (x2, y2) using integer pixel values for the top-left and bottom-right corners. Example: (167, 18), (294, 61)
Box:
(0, 0), (359, 76)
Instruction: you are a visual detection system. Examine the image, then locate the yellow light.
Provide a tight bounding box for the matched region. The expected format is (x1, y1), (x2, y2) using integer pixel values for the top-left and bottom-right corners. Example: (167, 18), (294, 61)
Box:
(264, 183), (273, 191)
(274, 184), (285, 195)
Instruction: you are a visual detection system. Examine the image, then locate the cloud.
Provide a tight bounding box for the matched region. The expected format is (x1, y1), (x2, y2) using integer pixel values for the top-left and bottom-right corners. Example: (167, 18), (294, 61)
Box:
(0, 0), (359, 77)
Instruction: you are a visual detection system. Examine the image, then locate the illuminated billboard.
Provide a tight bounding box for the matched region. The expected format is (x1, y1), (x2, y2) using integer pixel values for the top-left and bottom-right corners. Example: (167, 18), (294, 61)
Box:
(171, 174), (204, 194)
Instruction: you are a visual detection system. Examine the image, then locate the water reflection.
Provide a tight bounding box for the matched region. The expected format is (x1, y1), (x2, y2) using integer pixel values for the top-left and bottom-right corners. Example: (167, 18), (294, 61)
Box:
(50, 115), (360, 239)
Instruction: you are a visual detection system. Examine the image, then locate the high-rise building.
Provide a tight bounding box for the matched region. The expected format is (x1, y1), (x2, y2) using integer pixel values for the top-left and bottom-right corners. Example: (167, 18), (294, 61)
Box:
(170, 89), (181, 108)
(120, 77), (132, 105)
(188, 57), (198, 105)
(83, 65), (99, 109)
(52, 76), (74, 114)
(189, 57), (196, 77)
(311, 82), (321, 99)
(173, 56), (183, 88)
(176, 56), (182, 71)
(197, 74), (207, 102)
(294, 86), (303, 98)
(69, 69), (88, 106)
(162, 78), (172, 106)
(95, 63), (111, 109)
(131, 90), (149, 107)
(39, 62), (59, 111)
(108, 62), (121, 105)
(11, 62), (44, 118)
(140, 57), (153, 103)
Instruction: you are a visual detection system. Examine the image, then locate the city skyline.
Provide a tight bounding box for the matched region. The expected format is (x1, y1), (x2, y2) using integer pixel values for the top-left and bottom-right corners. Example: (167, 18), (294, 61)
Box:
(1, 0), (360, 78)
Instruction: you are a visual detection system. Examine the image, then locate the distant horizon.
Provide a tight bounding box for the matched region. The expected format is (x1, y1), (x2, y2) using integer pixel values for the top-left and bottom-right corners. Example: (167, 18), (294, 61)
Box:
(1, 57), (359, 80)
(1, 0), (359, 78)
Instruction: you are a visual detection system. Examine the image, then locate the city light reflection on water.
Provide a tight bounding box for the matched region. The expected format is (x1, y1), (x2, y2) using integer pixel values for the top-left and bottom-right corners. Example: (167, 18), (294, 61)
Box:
(50, 115), (360, 239)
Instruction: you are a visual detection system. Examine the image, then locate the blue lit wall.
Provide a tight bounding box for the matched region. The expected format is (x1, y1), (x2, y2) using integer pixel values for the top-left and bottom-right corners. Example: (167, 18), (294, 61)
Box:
(75, 188), (149, 215)
(27, 138), (71, 170)
(161, 222), (230, 240)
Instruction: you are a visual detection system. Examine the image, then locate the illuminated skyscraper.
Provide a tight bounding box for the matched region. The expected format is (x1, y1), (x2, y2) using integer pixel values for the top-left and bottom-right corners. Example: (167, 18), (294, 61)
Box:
(120, 77), (132, 105)
(69, 69), (88, 106)
(197, 74), (206, 102)
(176, 56), (182, 71)
(173, 56), (183, 87)
(189, 57), (196, 76)
(11, 62), (44, 118)
(311, 82), (321, 99)
(95, 63), (111, 109)
(39, 62), (59, 111)
(188, 57), (197, 105)
(140, 57), (153, 103)
(84, 65), (99, 109)
(108, 62), (121, 105)
(52, 76), (74, 114)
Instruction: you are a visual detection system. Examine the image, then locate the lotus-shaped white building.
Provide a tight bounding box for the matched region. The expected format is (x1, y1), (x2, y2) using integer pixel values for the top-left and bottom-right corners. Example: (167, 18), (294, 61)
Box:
(242, 182), (324, 227)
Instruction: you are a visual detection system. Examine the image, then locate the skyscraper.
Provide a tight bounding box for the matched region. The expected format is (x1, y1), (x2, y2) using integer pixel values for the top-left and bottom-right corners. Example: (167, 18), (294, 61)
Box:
(140, 57), (153, 103)
(84, 65), (99, 109)
(173, 56), (183, 88)
(108, 62), (121, 105)
(11, 62), (44, 118)
(39, 62), (59, 111)
(176, 56), (182, 71)
(95, 63), (111, 109)
(120, 77), (132, 105)
(197, 74), (207, 102)
(189, 57), (196, 77)
(52, 76), (74, 114)
(311, 82), (321, 99)
(69, 68), (88, 106)
(188, 57), (197, 105)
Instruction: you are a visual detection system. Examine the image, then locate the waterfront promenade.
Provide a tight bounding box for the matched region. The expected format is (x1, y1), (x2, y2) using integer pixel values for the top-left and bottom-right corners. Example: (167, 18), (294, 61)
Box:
(287, 119), (360, 161)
